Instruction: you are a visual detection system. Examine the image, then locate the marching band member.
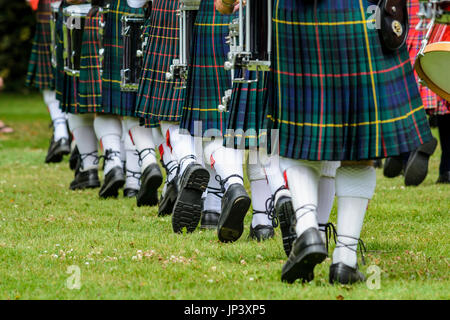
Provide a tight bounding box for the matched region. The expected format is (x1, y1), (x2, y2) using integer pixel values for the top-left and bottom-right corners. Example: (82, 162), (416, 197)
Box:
(26, 0), (70, 164)
(134, 0), (210, 227)
(219, 0), (434, 284)
(60, 0), (101, 191)
(384, 0), (449, 185)
(179, 0), (256, 240)
(94, 0), (150, 199)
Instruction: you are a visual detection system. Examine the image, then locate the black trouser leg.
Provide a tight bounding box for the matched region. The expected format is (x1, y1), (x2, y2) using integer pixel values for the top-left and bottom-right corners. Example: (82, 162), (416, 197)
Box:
(437, 114), (450, 174)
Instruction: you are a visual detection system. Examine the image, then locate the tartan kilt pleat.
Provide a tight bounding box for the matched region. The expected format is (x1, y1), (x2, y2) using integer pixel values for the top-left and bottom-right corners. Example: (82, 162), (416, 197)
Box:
(407, 0), (449, 116)
(135, 0), (185, 125)
(267, 0), (433, 161)
(26, 0), (58, 91)
(101, 0), (143, 116)
(180, 0), (235, 136)
(78, 7), (103, 113)
(55, 3), (65, 102)
(224, 70), (269, 149)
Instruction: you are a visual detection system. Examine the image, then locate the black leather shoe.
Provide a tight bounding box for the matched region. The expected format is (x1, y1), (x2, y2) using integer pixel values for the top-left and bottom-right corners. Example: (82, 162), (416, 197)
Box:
(137, 163), (163, 207)
(437, 171), (450, 184)
(124, 188), (139, 198)
(69, 145), (80, 171)
(277, 195), (297, 257)
(329, 262), (365, 285)
(383, 156), (404, 178)
(249, 224), (274, 241)
(158, 178), (178, 216)
(200, 210), (220, 229)
(99, 166), (125, 198)
(281, 228), (328, 283)
(404, 137), (438, 186)
(172, 162), (210, 233)
(45, 137), (70, 163)
(217, 183), (251, 243)
(70, 168), (101, 190)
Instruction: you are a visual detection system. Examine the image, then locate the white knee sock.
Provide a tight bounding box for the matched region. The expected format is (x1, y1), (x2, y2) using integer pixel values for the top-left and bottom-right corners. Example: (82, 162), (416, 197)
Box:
(280, 158), (322, 238)
(68, 113), (98, 171)
(248, 160), (272, 227)
(124, 131), (141, 190)
(161, 121), (197, 175)
(211, 147), (244, 189)
(203, 165), (223, 213)
(332, 165), (376, 268)
(94, 115), (123, 175)
(317, 161), (340, 241)
(262, 152), (290, 203)
(44, 90), (69, 141)
(129, 124), (157, 173)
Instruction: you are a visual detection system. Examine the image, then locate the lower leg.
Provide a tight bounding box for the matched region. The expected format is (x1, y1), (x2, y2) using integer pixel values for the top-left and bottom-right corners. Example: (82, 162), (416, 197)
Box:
(43, 90), (69, 141)
(438, 114), (450, 174)
(68, 113), (98, 171)
(332, 164), (376, 268)
(127, 118), (157, 173)
(124, 130), (141, 191)
(93, 114), (123, 175)
(317, 161), (340, 241)
(280, 158), (322, 238)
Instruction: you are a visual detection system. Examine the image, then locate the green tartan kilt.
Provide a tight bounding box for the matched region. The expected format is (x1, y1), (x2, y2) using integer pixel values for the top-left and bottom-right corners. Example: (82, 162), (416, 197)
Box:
(267, 0), (433, 161)
(101, 0), (144, 116)
(180, 0), (235, 136)
(224, 70), (269, 150)
(77, 7), (103, 113)
(26, 0), (56, 91)
(135, 0), (185, 125)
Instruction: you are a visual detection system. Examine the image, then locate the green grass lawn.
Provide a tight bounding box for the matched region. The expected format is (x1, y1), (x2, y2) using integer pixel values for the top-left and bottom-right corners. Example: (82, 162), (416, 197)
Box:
(0, 92), (449, 300)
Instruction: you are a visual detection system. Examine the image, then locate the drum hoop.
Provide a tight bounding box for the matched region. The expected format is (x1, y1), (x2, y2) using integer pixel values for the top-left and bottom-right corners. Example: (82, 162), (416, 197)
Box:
(415, 52), (450, 101)
(423, 41), (450, 53)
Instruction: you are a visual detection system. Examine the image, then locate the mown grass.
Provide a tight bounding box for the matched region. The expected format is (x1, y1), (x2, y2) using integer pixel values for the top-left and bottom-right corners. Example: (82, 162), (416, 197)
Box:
(0, 92), (449, 300)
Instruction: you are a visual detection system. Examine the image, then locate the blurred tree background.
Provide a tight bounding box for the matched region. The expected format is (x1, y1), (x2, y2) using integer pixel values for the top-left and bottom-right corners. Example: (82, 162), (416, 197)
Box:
(0, 0), (36, 92)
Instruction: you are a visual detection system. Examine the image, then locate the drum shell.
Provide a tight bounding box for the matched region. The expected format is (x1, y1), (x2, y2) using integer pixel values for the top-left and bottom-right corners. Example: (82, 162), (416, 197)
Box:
(415, 22), (450, 100)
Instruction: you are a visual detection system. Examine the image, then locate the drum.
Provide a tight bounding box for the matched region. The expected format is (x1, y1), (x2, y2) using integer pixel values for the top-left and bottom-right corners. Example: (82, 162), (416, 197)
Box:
(120, 14), (146, 92)
(50, 1), (62, 68)
(165, 0), (201, 85)
(415, 2), (450, 100)
(224, 0), (272, 83)
(62, 4), (92, 76)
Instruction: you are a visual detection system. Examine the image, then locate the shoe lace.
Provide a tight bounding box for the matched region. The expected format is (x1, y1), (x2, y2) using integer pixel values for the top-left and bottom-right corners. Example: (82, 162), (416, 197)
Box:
(137, 148), (156, 167)
(319, 222), (337, 253)
(161, 159), (179, 184)
(77, 151), (99, 172)
(335, 234), (367, 265)
(98, 149), (121, 171)
(264, 185), (287, 229)
(215, 174), (244, 194)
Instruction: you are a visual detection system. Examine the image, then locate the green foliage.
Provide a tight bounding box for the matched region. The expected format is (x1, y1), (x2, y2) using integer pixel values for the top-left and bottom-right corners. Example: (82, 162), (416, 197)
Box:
(0, 0), (36, 92)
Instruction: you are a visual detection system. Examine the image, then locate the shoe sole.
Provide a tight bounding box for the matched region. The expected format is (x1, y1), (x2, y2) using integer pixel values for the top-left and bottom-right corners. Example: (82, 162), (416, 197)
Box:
(329, 264), (365, 285)
(278, 199), (297, 257)
(172, 188), (204, 233)
(70, 180), (101, 191)
(404, 138), (438, 186)
(99, 176), (125, 199)
(172, 167), (209, 233)
(218, 196), (251, 243)
(137, 171), (163, 207)
(158, 186), (178, 217)
(46, 145), (71, 164)
(281, 244), (328, 284)
(383, 157), (404, 178)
